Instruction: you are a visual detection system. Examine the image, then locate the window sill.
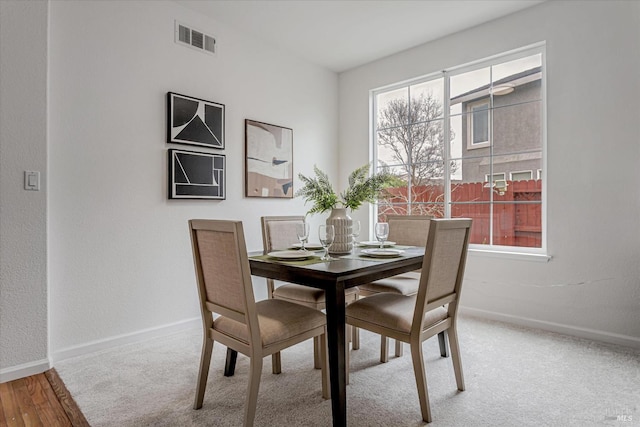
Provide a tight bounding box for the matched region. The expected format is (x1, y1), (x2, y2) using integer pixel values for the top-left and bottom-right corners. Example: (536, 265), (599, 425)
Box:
(469, 248), (551, 262)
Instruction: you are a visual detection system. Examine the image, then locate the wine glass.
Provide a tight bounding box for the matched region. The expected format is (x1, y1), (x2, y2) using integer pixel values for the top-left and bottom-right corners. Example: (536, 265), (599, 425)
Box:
(374, 222), (389, 249)
(351, 220), (361, 248)
(295, 222), (310, 251)
(318, 224), (335, 261)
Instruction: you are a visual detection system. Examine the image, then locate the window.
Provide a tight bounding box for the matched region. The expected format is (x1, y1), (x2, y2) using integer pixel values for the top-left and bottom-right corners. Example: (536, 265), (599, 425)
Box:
(510, 170), (533, 181)
(373, 44), (545, 251)
(485, 173), (506, 183)
(468, 99), (490, 148)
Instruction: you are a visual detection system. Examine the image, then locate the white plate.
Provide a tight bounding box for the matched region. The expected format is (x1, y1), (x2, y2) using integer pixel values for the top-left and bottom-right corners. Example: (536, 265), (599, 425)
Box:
(359, 241), (396, 247)
(361, 248), (405, 258)
(268, 250), (315, 260)
(289, 243), (324, 251)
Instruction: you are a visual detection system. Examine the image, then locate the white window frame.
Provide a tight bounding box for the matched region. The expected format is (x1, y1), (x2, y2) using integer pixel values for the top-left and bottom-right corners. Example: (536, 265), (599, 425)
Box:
(467, 99), (490, 149)
(510, 170), (533, 181)
(370, 42), (547, 258)
(485, 172), (506, 183)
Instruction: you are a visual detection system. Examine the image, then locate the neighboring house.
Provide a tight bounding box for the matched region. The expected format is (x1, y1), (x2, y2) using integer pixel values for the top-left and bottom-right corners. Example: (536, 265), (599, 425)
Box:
(451, 66), (542, 185)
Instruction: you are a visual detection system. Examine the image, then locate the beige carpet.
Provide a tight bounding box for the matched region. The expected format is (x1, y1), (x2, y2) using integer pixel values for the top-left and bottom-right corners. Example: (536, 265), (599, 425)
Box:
(55, 315), (639, 426)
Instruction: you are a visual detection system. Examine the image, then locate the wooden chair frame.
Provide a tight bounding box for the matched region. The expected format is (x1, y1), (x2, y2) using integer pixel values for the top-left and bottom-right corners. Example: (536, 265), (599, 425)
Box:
(261, 215), (359, 371)
(346, 218), (472, 423)
(189, 219), (329, 426)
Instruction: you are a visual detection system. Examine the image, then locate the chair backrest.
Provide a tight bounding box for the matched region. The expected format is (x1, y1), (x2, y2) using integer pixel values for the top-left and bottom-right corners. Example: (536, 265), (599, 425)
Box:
(261, 215), (305, 252)
(189, 219), (259, 342)
(387, 214), (432, 247)
(413, 218), (472, 331)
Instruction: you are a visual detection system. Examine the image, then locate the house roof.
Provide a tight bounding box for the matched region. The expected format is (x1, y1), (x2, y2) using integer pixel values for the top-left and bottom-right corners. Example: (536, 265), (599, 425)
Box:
(450, 66), (542, 105)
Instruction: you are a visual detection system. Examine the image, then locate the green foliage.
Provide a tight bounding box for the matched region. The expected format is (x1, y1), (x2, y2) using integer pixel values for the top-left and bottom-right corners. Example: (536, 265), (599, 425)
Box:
(296, 164), (394, 215)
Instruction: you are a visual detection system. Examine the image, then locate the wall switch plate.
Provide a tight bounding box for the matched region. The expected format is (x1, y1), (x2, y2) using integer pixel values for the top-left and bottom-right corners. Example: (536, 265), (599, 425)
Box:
(24, 171), (40, 191)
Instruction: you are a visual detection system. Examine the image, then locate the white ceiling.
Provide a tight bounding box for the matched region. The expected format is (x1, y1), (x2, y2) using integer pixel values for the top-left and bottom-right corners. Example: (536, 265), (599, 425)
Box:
(179, 0), (544, 73)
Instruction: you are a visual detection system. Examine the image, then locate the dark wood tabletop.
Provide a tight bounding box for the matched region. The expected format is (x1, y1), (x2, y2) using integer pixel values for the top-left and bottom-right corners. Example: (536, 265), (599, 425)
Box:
(249, 247), (425, 427)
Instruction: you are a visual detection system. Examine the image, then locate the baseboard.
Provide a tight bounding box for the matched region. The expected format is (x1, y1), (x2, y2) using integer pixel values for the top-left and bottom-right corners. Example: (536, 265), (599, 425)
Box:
(0, 358), (51, 383)
(460, 306), (640, 350)
(51, 317), (200, 363)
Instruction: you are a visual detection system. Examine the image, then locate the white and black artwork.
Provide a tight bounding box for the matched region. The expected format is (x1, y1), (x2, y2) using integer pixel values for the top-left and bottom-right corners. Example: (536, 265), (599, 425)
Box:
(168, 149), (225, 199)
(167, 92), (224, 149)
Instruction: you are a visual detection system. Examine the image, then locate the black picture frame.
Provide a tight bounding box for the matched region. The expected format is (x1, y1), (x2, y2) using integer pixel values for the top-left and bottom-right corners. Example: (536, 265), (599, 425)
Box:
(167, 92), (225, 149)
(168, 149), (225, 200)
(245, 119), (294, 198)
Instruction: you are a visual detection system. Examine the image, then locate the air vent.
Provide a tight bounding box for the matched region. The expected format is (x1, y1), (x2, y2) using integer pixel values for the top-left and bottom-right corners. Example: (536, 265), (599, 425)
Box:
(175, 21), (216, 55)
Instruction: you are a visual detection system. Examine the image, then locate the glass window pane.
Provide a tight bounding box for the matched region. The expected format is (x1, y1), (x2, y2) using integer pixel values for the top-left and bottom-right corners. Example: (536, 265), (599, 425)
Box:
(377, 129), (410, 166)
(451, 202), (491, 245)
(453, 155), (494, 185)
(493, 202), (542, 248)
(450, 67), (490, 117)
(377, 201), (409, 220)
(410, 78), (444, 121)
(492, 100), (542, 155)
(491, 54), (542, 107)
(491, 152), (542, 182)
(458, 99), (491, 153)
(377, 120), (445, 185)
(376, 87), (408, 130)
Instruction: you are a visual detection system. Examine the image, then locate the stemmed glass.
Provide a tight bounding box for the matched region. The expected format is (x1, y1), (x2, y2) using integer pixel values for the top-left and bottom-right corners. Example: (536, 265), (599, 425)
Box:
(318, 224), (335, 261)
(296, 222), (310, 251)
(374, 222), (389, 249)
(351, 220), (361, 248)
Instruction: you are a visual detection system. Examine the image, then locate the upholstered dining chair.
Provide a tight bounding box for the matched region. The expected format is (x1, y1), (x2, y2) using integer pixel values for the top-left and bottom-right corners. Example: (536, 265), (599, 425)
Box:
(261, 215), (359, 371)
(189, 219), (329, 427)
(356, 214), (446, 362)
(345, 218), (472, 423)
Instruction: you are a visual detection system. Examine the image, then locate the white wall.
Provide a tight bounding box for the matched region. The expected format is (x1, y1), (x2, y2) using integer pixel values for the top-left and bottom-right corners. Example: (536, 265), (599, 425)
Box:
(47, 1), (337, 360)
(339, 0), (640, 347)
(0, 0), (49, 381)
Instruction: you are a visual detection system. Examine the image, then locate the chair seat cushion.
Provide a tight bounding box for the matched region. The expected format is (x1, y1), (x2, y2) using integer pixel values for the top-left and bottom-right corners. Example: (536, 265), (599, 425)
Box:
(273, 283), (358, 304)
(214, 299), (326, 346)
(357, 271), (421, 296)
(346, 293), (448, 334)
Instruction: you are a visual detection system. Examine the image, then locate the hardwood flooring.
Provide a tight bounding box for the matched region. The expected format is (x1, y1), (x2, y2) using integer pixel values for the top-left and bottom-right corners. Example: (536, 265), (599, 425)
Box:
(0, 369), (89, 427)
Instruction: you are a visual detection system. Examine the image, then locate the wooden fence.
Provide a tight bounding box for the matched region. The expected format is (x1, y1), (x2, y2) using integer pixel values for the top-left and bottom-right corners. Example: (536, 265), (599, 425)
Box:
(379, 180), (542, 248)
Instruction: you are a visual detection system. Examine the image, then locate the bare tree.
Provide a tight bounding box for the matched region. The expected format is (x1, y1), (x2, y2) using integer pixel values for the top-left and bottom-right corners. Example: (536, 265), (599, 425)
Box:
(377, 93), (455, 186)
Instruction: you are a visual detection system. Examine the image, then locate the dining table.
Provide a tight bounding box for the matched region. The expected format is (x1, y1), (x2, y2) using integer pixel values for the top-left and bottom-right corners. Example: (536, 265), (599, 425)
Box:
(248, 245), (425, 427)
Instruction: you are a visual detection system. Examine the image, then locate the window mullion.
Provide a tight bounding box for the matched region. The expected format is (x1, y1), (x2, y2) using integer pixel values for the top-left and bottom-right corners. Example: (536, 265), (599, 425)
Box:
(489, 65), (494, 245)
(443, 71), (451, 218)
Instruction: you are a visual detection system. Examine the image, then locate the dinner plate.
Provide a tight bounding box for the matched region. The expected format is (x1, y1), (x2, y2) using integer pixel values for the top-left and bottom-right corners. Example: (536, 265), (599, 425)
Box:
(360, 248), (405, 258)
(289, 242), (324, 251)
(358, 241), (396, 247)
(267, 250), (315, 260)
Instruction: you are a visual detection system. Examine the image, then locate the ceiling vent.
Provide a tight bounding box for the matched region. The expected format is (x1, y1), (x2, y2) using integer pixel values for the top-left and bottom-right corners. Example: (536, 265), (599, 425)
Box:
(175, 21), (216, 56)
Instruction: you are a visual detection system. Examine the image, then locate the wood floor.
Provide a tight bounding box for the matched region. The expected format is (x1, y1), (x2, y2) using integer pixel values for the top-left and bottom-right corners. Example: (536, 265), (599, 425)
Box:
(0, 369), (89, 427)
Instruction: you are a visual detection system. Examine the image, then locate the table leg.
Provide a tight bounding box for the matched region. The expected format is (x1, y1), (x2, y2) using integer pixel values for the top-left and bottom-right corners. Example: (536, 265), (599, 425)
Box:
(438, 331), (449, 358)
(324, 282), (347, 427)
(224, 348), (238, 376)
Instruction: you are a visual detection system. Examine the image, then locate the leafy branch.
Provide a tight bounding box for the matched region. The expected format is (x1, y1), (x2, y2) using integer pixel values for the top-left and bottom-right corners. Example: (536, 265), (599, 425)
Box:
(296, 164), (394, 214)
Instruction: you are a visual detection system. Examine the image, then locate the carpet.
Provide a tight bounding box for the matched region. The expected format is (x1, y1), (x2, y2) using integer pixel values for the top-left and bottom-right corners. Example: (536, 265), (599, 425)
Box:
(55, 315), (640, 426)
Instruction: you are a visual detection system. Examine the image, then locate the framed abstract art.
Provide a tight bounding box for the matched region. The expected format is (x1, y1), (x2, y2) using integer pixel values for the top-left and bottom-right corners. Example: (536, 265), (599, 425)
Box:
(167, 92), (224, 149)
(168, 149), (225, 199)
(245, 119), (293, 198)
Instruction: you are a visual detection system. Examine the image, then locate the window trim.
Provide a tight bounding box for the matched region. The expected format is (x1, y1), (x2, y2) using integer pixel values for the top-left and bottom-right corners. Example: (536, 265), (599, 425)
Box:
(467, 99), (490, 149)
(485, 172), (506, 183)
(510, 170), (533, 181)
(370, 42), (547, 256)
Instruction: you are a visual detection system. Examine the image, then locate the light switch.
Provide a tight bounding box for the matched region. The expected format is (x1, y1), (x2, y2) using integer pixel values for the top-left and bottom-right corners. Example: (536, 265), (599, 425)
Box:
(24, 171), (40, 191)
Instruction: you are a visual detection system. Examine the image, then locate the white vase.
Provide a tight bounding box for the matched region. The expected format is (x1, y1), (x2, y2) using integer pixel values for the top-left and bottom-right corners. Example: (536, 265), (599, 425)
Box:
(326, 208), (353, 254)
